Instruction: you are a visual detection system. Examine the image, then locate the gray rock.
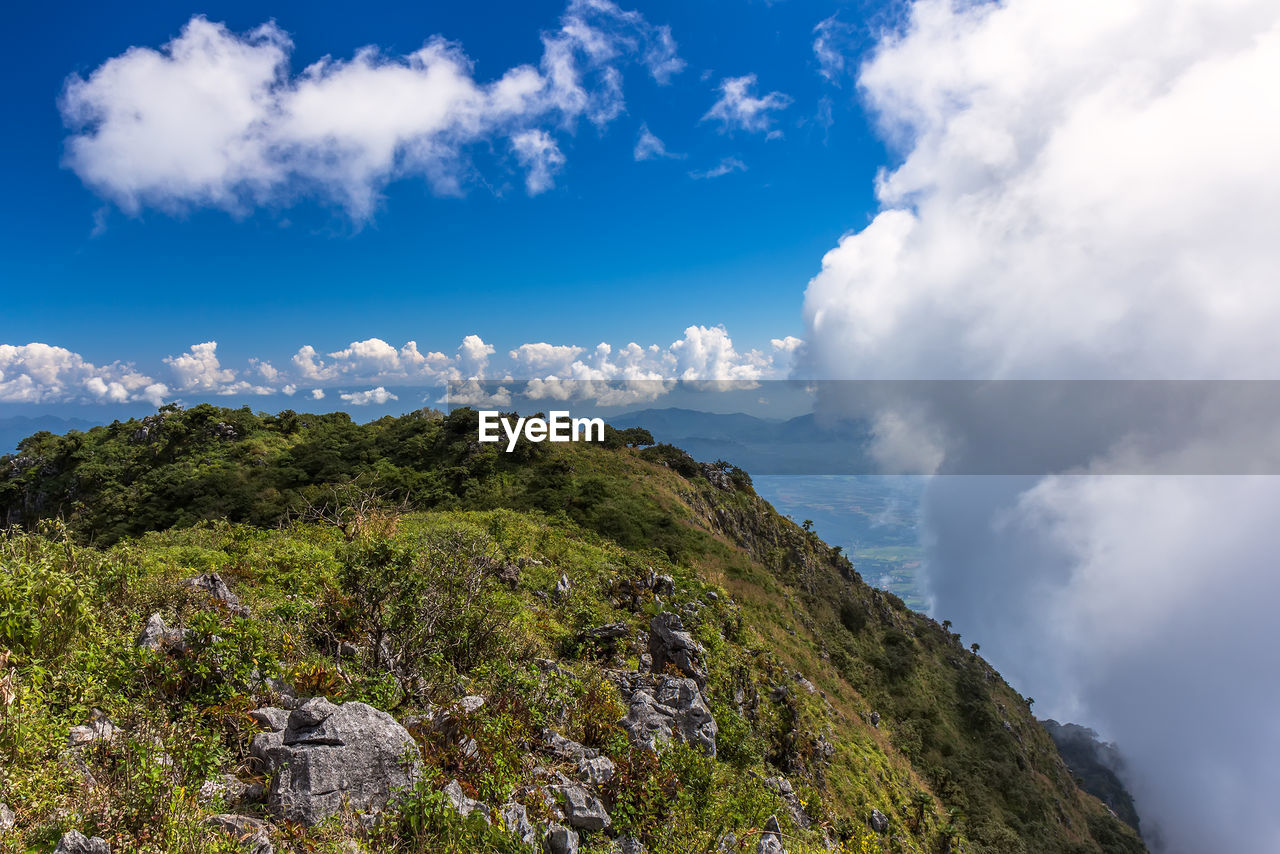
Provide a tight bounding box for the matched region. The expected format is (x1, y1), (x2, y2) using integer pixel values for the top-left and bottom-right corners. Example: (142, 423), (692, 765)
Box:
(618, 836), (644, 854)
(198, 774), (264, 807)
(561, 783), (611, 831)
(541, 728), (599, 761)
(653, 574), (675, 595)
(53, 831), (111, 854)
(184, 572), (240, 607)
(0, 802), (12, 831)
(249, 707), (291, 731)
(764, 776), (810, 828)
(578, 755), (615, 786)
(756, 815), (785, 854)
(459, 695), (486, 714)
(136, 613), (189, 651)
(68, 709), (119, 747)
(870, 809), (889, 834)
(545, 823), (580, 854)
(555, 573), (573, 598)
(250, 729), (285, 773)
(498, 801), (538, 845)
(264, 697), (424, 826)
(204, 814), (273, 854)
(619, 676), (718, 757)
(648, 613), (706, 686)
(442, 779), (489, 820)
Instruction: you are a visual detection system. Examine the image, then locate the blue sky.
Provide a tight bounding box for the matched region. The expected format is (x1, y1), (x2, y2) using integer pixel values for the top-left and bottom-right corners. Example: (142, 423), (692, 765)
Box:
(1, 0), (901, 408)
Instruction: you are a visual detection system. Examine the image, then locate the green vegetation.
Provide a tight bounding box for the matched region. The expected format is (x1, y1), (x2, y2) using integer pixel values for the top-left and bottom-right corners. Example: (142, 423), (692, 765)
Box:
(0, 406), (1144, 853)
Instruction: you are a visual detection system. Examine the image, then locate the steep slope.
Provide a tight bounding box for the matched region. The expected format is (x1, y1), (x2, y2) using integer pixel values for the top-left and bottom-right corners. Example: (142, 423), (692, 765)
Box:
(0, 405), (1145, 853)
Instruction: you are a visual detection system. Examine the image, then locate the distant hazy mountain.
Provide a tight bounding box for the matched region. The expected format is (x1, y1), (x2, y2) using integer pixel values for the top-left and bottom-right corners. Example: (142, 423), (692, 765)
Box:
(0, 415), (99, 455)
(608, 407), (874, 474)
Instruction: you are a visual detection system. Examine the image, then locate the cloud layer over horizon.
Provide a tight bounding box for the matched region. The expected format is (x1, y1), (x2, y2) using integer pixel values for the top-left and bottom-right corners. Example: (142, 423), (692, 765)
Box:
(0, 326), (799, 408)
(802, 0), (1280, 851)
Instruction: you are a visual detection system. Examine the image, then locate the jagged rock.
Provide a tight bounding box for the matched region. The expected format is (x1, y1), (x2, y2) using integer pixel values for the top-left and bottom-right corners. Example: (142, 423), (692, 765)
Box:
(498, 801), (537, 845)
(53, 831), (111, 854)
(67, 709), (119, 747)
(764, 777), (811, 829)
(580, 623), (629, 641)
(648, 613), (706, 686)
(249, 706), (291, 731)
(653, 574), (675, 595)
(618, 836), (644, 854)
(541, 728), (599, 761)
(254, 675), (302, 710)
(198, 774), (265, 806)
(442, 779), (489, 820)
(756, 815), (785, 854)
(184, 572), (241, 608)
(459, 695), (486, 714)
(869, 711), (880, 728)
(555, 573), (573, 598)
(561, 783), (611, 831)
(869, 809), (889, 834)
(0, 801), (14, 830)
(204, 814), (273, 854)
(619, 676), (717, 757)
(578, 754), (615, 786)
(136, 613), (189, 652)
(263, 697), (424, 826)
(545, 823), (580, 854)
(792, 672), (817, 694)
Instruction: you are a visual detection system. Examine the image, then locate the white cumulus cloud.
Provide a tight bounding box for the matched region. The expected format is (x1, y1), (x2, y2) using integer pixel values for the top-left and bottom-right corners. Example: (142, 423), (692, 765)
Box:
(60, 1), (683, 218)
(339, 386), (398, 405)
(0, 343), (169, 405)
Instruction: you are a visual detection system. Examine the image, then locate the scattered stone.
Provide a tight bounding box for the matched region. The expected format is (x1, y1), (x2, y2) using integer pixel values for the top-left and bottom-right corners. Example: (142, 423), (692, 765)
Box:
(619, 676), (717, 757)
(653, 575), (675, 595)
(136, 614), (189, 652)
(756, 815), (785, 854)
(198, 774), (265, 807)
(618, 835), (644, 854)
(541, 728), (599, 761)
(545, 823), (580, 854)
(560, 783), (611, 831)
(459, 695), (486, 714)
(869, 809), (889, 834)
(498, 801), (538, 845)
(184, 572), (245, 613)
(442, 779), (489, 820)
(870, 711), (880, 728)
(263, 697), (424, 826)
(578, 755), (615, 786)
(67, 709), (119, 747)
(764, 777), (810, 829)
(204, 814), (273, 853)
(555, 573), (573, 598)
(649, 613), (706, 686)
(0, 802), (14, 830)
(52, 831), (111, 854)
(792, 672), (817, 694)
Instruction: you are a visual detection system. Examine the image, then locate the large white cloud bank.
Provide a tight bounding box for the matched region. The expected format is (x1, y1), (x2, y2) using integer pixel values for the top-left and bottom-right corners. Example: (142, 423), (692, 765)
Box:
(801, 1), (1280, 851)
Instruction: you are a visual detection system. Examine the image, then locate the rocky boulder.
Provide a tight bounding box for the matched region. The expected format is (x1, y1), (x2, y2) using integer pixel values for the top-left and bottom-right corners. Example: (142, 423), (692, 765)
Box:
(136, 614), (189, 652)
(649, 613), (706, 686)
(620, 676), (717, 757)
(184, 572), (246, 614)
(261, 697), (424, 826)
(53, 831), (111, 854)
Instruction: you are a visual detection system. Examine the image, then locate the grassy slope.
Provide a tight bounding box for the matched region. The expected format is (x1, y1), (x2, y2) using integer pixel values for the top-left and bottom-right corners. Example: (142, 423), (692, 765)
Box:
(0, 407), (1144, 854)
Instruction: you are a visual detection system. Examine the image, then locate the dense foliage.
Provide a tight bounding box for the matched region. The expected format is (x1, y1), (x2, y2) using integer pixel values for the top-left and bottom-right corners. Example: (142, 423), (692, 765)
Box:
(0, 407), (1145, 853)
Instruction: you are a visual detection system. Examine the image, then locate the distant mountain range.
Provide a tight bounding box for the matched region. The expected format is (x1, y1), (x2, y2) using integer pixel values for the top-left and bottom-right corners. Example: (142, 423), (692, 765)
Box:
(0, 415), (100, 456)
(608, 407), (874, 474)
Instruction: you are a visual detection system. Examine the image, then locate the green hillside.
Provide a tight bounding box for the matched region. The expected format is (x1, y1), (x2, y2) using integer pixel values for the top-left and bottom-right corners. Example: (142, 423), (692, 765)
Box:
(0, 405), (1144, 854)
